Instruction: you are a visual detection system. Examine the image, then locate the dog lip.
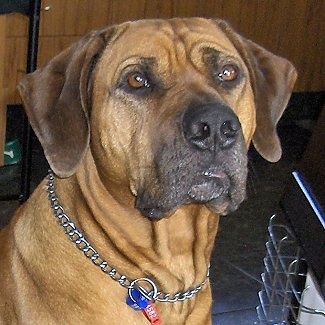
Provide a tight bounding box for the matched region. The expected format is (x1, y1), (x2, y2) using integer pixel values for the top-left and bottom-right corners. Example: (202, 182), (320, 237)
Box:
(188, 170), (230, 202)
(139, 207), (166, 219)
(136, 198), (174, 220)
(202, 169), (227, 179)
(188, 182), (225, 202)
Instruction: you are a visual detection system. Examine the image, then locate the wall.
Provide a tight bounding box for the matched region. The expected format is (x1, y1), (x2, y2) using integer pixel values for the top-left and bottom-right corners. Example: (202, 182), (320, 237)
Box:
(0, 16), (7, 164)
(2, 0), (325, 106)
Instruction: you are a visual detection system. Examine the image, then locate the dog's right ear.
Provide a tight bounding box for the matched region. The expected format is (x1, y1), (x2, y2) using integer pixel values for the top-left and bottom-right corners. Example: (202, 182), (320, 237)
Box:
(18, 27), (118, 178)
(215, 19), (297, 163)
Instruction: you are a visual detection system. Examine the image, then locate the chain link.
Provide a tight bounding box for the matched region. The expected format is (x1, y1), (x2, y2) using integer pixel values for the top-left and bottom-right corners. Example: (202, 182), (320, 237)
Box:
(46, 171), (209, 303)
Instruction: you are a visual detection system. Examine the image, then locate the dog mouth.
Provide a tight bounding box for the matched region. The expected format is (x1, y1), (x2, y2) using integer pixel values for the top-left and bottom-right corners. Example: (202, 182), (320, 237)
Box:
(188, 167), (245, 216)
(188, 169), (230, 202)
(136, 166), (246, 220)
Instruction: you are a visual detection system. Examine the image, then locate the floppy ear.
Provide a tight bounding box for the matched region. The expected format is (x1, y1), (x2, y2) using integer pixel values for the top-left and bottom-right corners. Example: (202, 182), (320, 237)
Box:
(18, 27), (117, 178)
(216, 20), (297, 162)
(243, 40), (297, 162)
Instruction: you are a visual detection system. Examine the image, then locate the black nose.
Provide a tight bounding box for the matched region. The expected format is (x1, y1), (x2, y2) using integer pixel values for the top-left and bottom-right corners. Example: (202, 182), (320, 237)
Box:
(182, 103), (241, 151)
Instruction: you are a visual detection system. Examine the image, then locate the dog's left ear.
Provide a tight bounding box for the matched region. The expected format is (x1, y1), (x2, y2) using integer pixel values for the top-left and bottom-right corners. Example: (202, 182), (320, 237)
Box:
(216, 20), (297, 162)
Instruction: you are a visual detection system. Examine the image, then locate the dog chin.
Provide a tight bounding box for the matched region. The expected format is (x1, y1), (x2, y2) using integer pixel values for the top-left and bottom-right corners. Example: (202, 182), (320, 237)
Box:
(136, 195), (241, 220)
(188, 179), (244, 216)
(136, 181), (244, 220)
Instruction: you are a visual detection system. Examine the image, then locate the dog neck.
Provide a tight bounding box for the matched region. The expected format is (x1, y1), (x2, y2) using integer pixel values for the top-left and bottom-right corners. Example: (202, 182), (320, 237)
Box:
(53, 152), (219, 296)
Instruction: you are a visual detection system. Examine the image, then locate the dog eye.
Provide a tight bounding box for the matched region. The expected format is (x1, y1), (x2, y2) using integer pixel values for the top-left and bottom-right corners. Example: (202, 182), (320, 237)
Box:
(127, 73), (151, 89)
(217, 64), (238, 82)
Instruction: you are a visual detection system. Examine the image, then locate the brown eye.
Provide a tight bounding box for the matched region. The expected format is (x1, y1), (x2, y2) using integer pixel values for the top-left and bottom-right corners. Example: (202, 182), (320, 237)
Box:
(127, 73), (150, 89)
(218, 64), (238, 82)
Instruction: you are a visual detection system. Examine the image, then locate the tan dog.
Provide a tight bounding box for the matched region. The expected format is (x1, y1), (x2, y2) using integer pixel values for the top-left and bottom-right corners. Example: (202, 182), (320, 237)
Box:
(0, 18), (296, 324)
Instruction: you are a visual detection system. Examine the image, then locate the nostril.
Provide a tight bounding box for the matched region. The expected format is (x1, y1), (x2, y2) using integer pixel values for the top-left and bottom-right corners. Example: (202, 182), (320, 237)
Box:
(191, 122), (210, 140)
(220, 120), (239, 138)
(219, 119), (240, 149)
(183, 120), (212, 150)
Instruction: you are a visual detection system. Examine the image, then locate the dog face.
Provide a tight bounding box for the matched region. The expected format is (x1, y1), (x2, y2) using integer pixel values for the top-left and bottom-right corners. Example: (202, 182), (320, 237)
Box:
(18, 18), (297, 219)
(90, 19), (253, 218)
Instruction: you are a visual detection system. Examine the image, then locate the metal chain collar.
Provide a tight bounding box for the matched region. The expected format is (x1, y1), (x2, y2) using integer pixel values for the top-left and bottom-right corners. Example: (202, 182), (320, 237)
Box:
(46, 171), (210, 303)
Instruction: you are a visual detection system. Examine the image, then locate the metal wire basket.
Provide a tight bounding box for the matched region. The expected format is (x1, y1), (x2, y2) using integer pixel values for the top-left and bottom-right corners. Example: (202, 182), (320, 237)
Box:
(254, 214), (324, 324)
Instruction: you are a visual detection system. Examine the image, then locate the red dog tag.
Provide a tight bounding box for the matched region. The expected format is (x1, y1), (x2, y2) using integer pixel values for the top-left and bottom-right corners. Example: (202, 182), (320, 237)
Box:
(142, 301), (161, 325)
(127, 288), (161, 324)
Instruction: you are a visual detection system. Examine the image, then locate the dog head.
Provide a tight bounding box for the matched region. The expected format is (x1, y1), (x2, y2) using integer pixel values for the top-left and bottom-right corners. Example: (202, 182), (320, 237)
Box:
(18, 18), (296, 219)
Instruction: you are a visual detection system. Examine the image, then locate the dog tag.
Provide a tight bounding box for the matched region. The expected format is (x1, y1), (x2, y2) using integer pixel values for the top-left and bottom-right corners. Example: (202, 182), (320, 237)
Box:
(142, 301), (161, 325)
(126, 288), (148, 310)
(126, 289), (161, 324)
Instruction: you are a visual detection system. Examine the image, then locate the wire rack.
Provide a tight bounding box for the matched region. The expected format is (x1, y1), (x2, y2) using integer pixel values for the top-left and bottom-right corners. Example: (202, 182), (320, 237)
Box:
(255, 214), (318, 325)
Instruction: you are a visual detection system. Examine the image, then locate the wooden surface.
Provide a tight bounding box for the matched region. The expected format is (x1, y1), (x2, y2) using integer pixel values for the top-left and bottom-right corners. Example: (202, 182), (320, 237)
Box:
(0, 0), (324, 165)
(3, 0), (325, 106)
(0, 16), (7, 166)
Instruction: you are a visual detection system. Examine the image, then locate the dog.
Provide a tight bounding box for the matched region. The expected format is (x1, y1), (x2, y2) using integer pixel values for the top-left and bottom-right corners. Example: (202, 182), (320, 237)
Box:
(0, 18), (296, 324)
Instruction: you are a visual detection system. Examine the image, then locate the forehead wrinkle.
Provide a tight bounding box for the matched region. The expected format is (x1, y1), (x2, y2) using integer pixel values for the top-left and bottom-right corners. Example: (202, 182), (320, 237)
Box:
(123, 21), (198, 72)
(162, 21), (241, 80)
(115, 56), (158, 72)
(168, 20), (240, 68)
(117, 27), (181, 73)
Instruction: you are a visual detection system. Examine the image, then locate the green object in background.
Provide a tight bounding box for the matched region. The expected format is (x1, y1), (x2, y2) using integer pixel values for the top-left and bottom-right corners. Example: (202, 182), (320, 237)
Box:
(4, 139), (21, 165)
